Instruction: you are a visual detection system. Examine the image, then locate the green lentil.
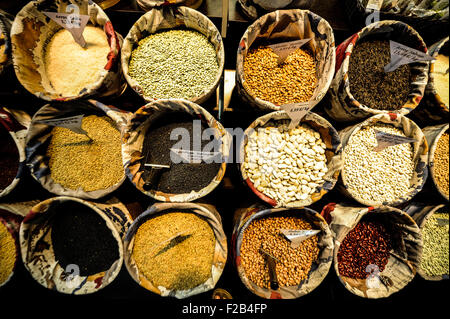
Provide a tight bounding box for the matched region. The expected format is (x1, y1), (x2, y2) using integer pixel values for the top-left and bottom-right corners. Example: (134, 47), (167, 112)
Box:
(128, 30), (219, 100)
(420, 211), (449, 277)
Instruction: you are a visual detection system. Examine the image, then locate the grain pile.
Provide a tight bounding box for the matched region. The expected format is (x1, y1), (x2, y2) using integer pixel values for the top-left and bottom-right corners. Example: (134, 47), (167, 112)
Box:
(47, 115), (124, 192)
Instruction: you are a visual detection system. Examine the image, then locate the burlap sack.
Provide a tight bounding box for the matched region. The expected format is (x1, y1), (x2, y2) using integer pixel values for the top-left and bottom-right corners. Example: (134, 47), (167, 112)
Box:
(338, 113), (429, 206)
(323, 203), (422, 299)
(121, 6), (224, 105)
(232, 204), (334, 299)
(0, 9), (13, 76)
(403, 203), (448, 281)
(325, 20), (430, 122)
(25, 100), (129, 200)
(423, 124), (449, 201)
(414, 37), (449, 123)
(124, 202), (227, 299)
(122, 99), (231, 203)
(11, 0), (126, 102)
(236, 9), (335, 112)
(237, 0), (314, 20)
(136, 0), (203, 10)
(239, 111), (342, 208)
(19, 196), (132, 295)
(0, 107), (31, 198)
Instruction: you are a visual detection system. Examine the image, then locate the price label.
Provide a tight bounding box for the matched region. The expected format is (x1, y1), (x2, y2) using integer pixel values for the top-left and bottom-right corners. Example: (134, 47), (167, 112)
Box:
(36, 115), (88, 136)
(385, 40), (435, 73)
(373, 130), (417, 152)
(44, 4), (90, 47)
(281, 101), (316, 129)
(281, 229), (321, 248)
(269, 38), (312, 63)
(170, 148), (222, 164)
(366, 0), (383, 11)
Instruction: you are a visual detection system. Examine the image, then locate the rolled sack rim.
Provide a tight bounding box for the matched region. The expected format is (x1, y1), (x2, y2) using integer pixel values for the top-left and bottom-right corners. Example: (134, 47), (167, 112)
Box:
(11, 0), (123, 102)
(338, 20), (430, 117)
(122, 99), (230, 203)
(234, 206), (334, 299)
(340, 113), (429, 207)
(236, 9), (336, 111)
(25, 100), (127, 200)
(121, 6), (225, 105)
(123, 202), (228, 299)
(19, 196), (126, 295)
(239, 111), (342, 208)
(331, 205), (422, 299)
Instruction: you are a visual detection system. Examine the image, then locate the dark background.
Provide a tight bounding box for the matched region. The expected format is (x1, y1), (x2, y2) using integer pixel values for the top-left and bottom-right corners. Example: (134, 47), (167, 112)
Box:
(0, 0), (448, 316)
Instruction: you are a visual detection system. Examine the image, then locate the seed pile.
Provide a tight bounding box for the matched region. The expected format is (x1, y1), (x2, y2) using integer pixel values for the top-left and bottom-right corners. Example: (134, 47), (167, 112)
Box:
(142, 114), (221, 194)
(244, 46), (317, 105)
(243, 120), (328, 206)
(132, 212), (216, 291)
(128, 30), (219, 100)
(240, 215), (319, 289)
(0, 221), (15, 285)
(0, 129), (19, 191)
(337, 220), (392, 279)
(51, 201), (119, 276)
(420, 211), (449, 277)
(349, 40), (412, 110)
(343, 124), (415, 205)
(433, 54), (449, 106)
(47, 115), (124, 192)
(45, 26), (110, 97)
(434, 133), (449, 197)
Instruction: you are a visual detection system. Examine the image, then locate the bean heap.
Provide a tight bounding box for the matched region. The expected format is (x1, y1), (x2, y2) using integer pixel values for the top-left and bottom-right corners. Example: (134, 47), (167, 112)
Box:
(133, 213), (216, 291)
(349, 40), (412, 111)
(337, 220), (392, 279)
(0, 221), (15, 285)
(240, 216), (319, 289)
(244, 46), (317, 105)
(47, 115), (124, 192)
(434, 133), (449, 197)
(128, 30), (219, 100)
(343, 124), (415, 204)
(420, 211), (449, 277)
(0, 128), (19, 191)
(243, 121), (328, 206)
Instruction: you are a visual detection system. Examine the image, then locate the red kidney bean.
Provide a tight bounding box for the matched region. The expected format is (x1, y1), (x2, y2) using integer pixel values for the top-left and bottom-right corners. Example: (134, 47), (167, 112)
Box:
(337, 221), (392, 279)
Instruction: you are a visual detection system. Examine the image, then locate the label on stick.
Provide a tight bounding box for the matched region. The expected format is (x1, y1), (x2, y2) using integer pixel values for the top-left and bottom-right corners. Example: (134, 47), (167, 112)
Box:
(281, 229), (321, 248)
(36, 115), (88, 136)
(385, 40), (435, 72)
(269, 38), (312, 63)
(366, 0), (383, 11)
(44, 4), (89, 47)
(170, 148), (221, 164)
(374, 130), (417, 152)
(281, 101), (315, 129)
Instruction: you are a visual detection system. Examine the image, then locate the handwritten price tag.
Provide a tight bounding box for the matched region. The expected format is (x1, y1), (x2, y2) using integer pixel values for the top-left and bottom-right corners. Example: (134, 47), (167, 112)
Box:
(385, 40), (435, 72)
(269, 38), (312, 64)
(374, 130), (417, 152)
(366, 0), (383, 11)
(281, 101), (317, 129)
(281, 229), (321, 248)
(36, 115), (88, 136)
(44, 4), (89, 47)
